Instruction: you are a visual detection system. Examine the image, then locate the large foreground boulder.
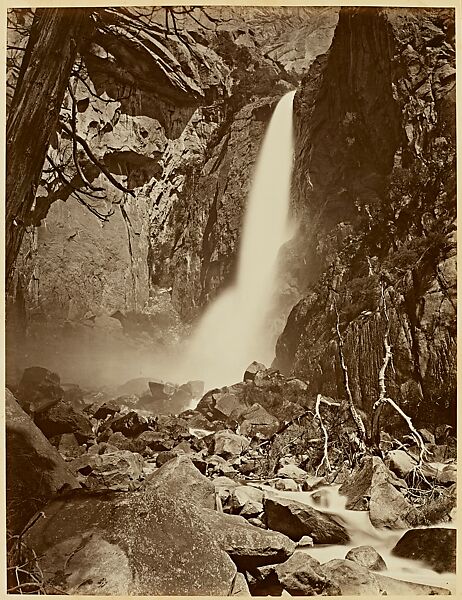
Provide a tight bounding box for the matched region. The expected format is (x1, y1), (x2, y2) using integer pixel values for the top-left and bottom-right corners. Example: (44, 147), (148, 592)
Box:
(24, 487), (237, 595)
(392, 528), (456, 573)
(263, 494), (349, 543)
(6, 389), (80, 534)
(70, 450), (144, 490)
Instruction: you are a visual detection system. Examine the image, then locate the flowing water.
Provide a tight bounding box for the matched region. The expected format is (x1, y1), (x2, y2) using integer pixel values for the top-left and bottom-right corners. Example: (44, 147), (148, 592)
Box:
(175, 91), (296, 392)
(256, 484), (457, 593)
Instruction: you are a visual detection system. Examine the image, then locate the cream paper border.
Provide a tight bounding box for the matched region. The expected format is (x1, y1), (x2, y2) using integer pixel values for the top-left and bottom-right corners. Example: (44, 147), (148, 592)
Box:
(1, 0), (460, 598)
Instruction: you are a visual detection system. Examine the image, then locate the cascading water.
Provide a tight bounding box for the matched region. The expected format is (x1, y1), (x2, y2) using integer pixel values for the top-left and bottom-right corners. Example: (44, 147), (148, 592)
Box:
(176, 90), (296, 391)
(256, 484), (456, 593)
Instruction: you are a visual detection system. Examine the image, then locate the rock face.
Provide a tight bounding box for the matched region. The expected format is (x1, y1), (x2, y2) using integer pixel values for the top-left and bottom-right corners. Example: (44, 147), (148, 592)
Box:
(7, 8), (337, 387)
(275, 7), (456, 429)
(6, 389), (80, 534)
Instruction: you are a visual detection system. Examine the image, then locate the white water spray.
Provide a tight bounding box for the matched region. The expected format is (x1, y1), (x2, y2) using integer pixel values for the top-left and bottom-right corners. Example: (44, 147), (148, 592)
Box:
(177, 91), (296, 391)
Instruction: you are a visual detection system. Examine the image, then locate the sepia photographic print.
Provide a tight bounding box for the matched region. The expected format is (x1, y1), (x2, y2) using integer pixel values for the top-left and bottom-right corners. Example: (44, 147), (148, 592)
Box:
(4, 1), (457, 596)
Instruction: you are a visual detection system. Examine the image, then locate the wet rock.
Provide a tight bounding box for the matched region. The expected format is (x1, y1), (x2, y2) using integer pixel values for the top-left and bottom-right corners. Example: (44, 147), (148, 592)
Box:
(274, 551), (340, 596)
(34, 399), (94, 443)
(243, 361), (266, 382)
(23, 487), (237, 595)
(146, 455), (215, 510)
(6, 389), (80, 534)
(345, 546), (387, 571)
(320, 559), (381, 595)
(71, 450), (144, 490)
(15, 366), (63, 415)
(213, 430), (251, 458)
(202, 509), (296, 569)
(392, 528), (456, 573)
(263, 494), (349, 543)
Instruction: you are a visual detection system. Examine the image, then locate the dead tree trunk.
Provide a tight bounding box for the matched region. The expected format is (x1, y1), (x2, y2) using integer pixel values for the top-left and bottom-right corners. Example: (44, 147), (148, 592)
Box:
(6, 8), (91, 287)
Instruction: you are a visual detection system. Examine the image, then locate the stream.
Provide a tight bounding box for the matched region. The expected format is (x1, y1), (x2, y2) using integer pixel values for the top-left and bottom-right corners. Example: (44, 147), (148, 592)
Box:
(255, 483), (456, 593)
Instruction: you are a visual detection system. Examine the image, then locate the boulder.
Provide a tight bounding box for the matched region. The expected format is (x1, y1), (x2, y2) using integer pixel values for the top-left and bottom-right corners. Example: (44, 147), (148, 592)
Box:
(6, 389), (80, 534)
(263, 494), (349, 543)
(369, 481), (413, 529)
(202, 509), (296, 569)
(15, 366), (63, 415)
(106, 431), (132, 450)
(181, 380), (205, 399)
(373, 573), (451, 595)
(274, 478), (299, 492)
(93, 401), (122, 420)
(339, 456), (411, 528)
(70, 450), (144, 490)
(277, 464), (309, 482)
(345, 546), (387, 571)
(392, 528), (456, 573)
(116, 377), (151, 397)
(239, 403), (280, 438)
(319, 559), (382, 595)
(297, 535), (314, 547)
(231, 486), (264, 517)
(104, 411), (149, 438)
(230, 572), (251, 596)
(58, 433), (84, 460)
(274, 551), (340, 595)
(145, 455), (216, 510)
(213, 430), (250, 458)
(243, 361), (266, 382)
(132, 430), (173, 452)
(23, 487), (237, 595)
(405, 483), (456, 526)
(386, 450), (456, 485)
(34, 399), (94, 442)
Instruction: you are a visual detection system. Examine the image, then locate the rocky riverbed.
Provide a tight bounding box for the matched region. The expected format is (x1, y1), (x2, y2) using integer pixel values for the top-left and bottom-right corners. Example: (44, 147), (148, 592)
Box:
(6, 361), (456, 595)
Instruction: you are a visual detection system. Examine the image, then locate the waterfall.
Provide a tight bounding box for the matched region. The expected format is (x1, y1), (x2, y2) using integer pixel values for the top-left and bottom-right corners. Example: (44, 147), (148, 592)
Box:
(177, 91), (296, 392)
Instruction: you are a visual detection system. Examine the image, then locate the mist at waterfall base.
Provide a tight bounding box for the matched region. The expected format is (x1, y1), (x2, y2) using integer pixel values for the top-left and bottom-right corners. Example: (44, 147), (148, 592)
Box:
(173, 90), (297, 392)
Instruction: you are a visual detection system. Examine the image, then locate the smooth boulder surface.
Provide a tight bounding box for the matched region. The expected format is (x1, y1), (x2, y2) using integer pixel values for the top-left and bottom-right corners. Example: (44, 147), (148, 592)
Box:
(202, 509), (296, 569)
(345, 545), (387, 571)
(6, 389), (80, 534)
(263, 494), (349, 543)
(213, 430), (251, 458)
(23, 487), (237, 595)
(392, 528), (456, 573)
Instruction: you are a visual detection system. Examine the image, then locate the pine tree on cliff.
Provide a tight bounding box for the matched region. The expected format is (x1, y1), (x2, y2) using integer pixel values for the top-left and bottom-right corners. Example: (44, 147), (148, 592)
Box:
(6, 8), (93, 288)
